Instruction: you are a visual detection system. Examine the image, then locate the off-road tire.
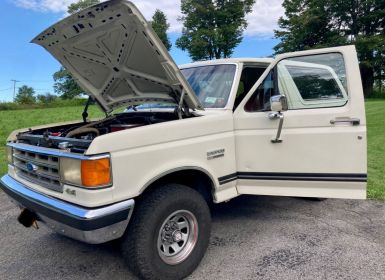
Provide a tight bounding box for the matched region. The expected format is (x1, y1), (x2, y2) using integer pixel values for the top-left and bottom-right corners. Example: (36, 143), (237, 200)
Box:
(121, 184), (211, 280)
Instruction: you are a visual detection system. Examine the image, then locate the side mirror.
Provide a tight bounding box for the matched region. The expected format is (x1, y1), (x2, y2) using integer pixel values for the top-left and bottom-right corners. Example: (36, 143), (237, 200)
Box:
(269, 95), (287, 144)
(270, 95), (288, 112)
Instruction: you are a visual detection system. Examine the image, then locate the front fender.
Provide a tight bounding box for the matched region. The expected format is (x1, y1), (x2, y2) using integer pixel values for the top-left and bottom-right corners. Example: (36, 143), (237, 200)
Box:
(138, 165), (219, 195)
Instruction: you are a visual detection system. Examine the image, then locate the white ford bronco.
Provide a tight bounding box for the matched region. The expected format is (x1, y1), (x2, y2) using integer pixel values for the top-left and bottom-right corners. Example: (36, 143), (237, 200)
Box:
(0, 1), (367, 279)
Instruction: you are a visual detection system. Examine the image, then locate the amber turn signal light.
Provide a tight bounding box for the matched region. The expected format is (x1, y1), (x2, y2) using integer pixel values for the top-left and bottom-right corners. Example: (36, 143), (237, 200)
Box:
(81, 158), (111, 187)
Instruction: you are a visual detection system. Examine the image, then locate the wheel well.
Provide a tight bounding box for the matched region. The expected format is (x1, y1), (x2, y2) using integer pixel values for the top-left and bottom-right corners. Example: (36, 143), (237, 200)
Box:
(141, 169), (215, 203)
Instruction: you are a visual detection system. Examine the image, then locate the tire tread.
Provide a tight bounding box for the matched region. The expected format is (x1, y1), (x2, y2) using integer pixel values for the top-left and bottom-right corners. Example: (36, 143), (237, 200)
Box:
(122, 184), (210, 280)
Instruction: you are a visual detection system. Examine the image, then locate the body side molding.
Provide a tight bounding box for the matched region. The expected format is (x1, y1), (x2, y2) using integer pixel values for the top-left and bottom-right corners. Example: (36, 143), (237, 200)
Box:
(218, 172), (368, 185)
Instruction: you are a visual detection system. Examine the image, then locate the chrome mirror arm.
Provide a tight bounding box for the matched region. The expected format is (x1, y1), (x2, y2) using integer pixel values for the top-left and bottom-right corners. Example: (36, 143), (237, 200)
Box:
(268, 112), (284, 143)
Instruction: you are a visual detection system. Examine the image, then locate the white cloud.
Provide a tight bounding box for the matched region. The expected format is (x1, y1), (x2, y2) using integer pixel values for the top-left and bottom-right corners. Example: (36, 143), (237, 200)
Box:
(13, 0), (78, 13)
(12, 0), (284, 36)
(132, 1), (183, 32)
(246, 0), (285, 36)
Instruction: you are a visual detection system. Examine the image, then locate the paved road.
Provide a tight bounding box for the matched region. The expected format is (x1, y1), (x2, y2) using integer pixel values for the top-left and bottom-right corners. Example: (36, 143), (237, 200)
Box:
(1, 192), (385, 280)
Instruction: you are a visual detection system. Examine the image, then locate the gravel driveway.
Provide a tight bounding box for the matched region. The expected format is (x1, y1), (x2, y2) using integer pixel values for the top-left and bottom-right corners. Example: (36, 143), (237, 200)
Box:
(1, 192), (385, 280)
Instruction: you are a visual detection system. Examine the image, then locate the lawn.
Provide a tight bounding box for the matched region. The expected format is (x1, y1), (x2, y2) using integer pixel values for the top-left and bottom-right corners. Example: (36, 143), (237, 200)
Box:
(365, 100), (385, 200)
(0, 101), (384, 200)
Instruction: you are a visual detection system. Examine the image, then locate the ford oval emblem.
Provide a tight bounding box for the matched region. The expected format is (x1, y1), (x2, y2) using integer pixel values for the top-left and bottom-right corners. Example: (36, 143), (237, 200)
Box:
(26, 162), (38, 172)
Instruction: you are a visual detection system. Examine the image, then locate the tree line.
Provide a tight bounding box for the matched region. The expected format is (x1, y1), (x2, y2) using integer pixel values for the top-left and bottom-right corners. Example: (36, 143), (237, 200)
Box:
(13, 85), (56, 105)
(275, 0), (385, 97)
(31, 0), (385, 101)
(0, 84), (84, 111)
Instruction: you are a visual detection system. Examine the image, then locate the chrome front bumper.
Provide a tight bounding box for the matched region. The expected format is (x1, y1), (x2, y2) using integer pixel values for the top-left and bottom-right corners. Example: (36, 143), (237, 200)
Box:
(0, 175), (134, 244)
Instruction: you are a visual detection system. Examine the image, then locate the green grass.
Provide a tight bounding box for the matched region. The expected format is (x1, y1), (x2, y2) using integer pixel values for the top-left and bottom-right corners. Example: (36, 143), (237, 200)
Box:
(0, 101), (384, 200)
(365, 100), (385, 200)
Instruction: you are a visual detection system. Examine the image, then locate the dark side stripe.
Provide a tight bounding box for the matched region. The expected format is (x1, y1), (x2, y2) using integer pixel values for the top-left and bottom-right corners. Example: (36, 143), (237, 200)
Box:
(218, 172), (367, 185)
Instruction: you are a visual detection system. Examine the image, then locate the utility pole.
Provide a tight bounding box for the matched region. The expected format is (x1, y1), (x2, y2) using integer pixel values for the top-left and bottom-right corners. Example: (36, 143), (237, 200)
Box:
(11, 80), (20, 101)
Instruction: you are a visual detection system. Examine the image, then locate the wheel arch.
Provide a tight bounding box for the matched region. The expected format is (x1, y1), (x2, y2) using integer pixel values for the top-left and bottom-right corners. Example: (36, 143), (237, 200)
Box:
(139, 167), (218, 203)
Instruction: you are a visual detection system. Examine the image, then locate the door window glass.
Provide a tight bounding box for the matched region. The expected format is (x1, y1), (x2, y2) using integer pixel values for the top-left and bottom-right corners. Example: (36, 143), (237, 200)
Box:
(278, 53), (348, 109)
(244, 70), (276, 112)
(234, 66), (267, 110)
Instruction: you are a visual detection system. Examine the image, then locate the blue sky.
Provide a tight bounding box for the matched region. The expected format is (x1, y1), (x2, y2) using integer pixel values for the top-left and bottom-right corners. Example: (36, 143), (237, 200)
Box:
(0, 0), (283, 102)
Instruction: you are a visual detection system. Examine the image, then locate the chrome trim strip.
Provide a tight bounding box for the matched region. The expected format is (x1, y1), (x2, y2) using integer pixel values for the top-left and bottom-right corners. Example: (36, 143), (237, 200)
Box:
(0, 175), (134, 220)
(60, 180), (113, 190)
(7, 143), (109, 160)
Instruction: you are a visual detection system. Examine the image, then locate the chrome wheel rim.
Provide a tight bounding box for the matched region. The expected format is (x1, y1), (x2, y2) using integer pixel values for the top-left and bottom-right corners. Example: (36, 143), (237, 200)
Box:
(157, 210), (198, 265)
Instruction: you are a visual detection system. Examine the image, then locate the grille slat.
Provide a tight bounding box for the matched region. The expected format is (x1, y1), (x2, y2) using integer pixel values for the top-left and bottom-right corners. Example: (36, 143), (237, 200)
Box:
(13, 148), (63, 193)
(13, 152), (59, 168)
(14, 162), (60, 181)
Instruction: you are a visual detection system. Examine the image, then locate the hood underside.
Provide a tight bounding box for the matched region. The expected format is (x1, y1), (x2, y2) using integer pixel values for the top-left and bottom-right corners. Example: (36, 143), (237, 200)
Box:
(32, 0), (203, 112)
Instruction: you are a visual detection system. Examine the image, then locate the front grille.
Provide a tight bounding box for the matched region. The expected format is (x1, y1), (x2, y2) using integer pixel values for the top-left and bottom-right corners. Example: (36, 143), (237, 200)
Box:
(13, 148), (63, 193)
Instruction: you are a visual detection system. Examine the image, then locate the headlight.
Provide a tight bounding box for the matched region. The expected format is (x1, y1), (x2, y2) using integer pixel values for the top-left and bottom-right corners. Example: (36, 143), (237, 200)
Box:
(6, 146), (13, 165)
(60, 157), (82, 186)
(60, 156), (112, 188)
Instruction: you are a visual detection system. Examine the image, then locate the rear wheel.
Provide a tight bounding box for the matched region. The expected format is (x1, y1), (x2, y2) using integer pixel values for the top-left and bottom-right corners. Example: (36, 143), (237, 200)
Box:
(121, 184), (211, 280)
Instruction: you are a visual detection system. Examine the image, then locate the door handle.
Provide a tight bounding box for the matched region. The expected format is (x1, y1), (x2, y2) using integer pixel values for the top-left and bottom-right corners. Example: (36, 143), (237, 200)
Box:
(330, 117), (360, 126)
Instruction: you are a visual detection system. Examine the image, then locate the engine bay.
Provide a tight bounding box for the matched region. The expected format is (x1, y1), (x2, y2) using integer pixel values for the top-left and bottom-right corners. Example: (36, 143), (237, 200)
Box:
(16, 111), (190, 154)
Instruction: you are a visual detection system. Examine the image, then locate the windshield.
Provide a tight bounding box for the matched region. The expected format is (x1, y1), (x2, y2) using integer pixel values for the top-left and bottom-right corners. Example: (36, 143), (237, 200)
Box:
(181, 64), (236, 108)
(125, 104), (175, 112)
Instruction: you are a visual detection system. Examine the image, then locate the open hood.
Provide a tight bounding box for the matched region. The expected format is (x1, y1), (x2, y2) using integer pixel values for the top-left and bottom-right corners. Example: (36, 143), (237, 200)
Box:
(32, 0), (203, 112)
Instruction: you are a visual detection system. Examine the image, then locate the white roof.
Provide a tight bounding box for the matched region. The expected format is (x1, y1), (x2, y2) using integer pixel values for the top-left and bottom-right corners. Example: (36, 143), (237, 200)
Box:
(179, 58), (274, 68)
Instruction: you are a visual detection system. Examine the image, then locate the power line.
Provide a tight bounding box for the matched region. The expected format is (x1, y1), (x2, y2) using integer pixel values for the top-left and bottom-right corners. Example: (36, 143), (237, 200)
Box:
(0, 87), (12, 92)
(0, 79), (53, 82)
(19, 80), (54, 84)
(19, 80), (53, 82)
(0, 85), (53, 91)
(15, 88), (53, 92)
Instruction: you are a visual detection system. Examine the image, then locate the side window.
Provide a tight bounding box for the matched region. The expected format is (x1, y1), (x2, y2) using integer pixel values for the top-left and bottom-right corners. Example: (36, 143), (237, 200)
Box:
(244, 70), (276, 112)
(278, 53), (348, 109)
(244, 53), (348, 112)
(234, 66), (267, 110)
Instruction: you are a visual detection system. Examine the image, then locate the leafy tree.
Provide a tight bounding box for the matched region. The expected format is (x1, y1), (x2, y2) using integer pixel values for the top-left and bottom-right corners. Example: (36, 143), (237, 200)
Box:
(151, 9), (172, 51)
(67, 0), (100, 14)
(274, 0), (343, 53)
(176, 0), (255, 61)
(36, 93), (58, 104)
(53, 67), (84, 99)
(274, 0), (385, 96)
(15, 85), (36, 104)
(53, 0), (100, 99)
